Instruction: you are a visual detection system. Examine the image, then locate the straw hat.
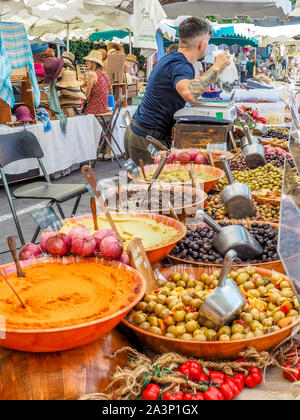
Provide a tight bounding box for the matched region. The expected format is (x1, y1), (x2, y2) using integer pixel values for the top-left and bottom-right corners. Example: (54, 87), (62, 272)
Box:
(59, 97), (82, 107)
(60, 88), (87, 100)
(62, 51), (75, 69)
(107, 42), (124, 53)
(98, 48), (107, 61)
(83, 50), (103, 67)
(126, 54), (139, 64)
(43, 57), (64, 84)
(55, 70), (82, 89)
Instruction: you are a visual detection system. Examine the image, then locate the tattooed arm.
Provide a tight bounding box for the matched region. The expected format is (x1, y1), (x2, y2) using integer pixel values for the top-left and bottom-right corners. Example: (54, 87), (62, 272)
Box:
(176, 52), (231, 102)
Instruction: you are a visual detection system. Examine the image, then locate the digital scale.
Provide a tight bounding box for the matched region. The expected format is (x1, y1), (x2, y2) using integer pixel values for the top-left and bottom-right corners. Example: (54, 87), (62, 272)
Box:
(174, 99), (237, 125)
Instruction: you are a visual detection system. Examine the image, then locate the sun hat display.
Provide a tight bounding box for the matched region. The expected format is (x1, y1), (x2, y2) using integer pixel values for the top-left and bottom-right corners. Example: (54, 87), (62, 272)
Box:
(126, 54), (139, 64)
(83, 50), (103, 67)
(107, 42), (124, 53)
(60, 88), (87, 100)
(34, 62), (44, 76)
(98, 48), (108, 61)
(15, 106), (35, 122)
(30, 42), (49, 55)
(59, 97), (82, 106)
(43, 57), (64, 84)
(55, 70), (82, 89)
(62, 51), (76, 69)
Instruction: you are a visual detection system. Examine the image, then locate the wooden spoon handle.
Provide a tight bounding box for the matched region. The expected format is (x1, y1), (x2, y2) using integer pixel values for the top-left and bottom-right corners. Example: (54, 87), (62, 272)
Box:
(229, 131), (239, 154)
(7, 236), (25, 278)
(81, 166), (124, 245)
(139, 159), (147, 180)
(90, 197), (98, 231)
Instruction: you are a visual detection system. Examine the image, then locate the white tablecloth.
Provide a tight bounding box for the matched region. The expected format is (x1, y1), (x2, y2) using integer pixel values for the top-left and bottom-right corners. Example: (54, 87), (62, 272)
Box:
(111, 105), (137, 155)
(0, 114), (101, 175)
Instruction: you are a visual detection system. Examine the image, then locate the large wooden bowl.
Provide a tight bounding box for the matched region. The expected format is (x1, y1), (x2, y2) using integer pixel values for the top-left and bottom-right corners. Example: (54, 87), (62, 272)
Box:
(169, 219), (285, 273)
(104, 184), (207, 223)
(132, 163), (225, 193)
(62, 212), (187, 264)
(0, 257), (147, 353)
(123, 265), (300, 360)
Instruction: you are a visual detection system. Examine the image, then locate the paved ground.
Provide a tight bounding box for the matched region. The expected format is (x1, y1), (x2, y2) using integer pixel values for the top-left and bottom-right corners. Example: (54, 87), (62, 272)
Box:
(0, 159), (124, 265)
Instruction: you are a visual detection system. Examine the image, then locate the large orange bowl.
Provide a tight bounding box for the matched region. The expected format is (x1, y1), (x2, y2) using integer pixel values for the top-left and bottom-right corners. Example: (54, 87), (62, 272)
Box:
(0, 257), (147, 353)
(62, 212), (187, 264)
(169, 220), (285, 273)
(123, 265), (300, 360)
(131, 163), (225, 193)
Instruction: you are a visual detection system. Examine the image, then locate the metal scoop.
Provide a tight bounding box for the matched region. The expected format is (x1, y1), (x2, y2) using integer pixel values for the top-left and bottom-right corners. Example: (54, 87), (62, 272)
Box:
(197, 210), (263, 260)
(220, 156), (255, 219)
(241, 122), (266, 169)
(198, 250), (246, 329)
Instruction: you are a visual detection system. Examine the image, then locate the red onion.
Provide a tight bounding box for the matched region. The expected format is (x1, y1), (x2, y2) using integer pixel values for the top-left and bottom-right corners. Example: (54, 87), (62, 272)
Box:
(19, 243), (42, 261)
(94, 229), (118, 251)
(188, 149), (198, 161)
(71, 236), (96, 257)
(194, 154), (207, 165)
(119, 253), (131, 266)
(154, 155), (162, 164)
(100, 236), (123, 260)
(68, 225), (91, 241)
(46, 233), (71, 256)
(40, 230), (56, 252)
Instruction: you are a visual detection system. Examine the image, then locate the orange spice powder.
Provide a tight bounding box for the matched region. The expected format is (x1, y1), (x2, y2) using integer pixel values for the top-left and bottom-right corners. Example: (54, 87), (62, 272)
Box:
(0, 262), (137, 329)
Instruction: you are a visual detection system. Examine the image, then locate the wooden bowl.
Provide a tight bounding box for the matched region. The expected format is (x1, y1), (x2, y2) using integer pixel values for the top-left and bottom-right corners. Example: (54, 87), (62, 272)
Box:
(123, 265), (300, 360)
(0, 257), (147, 353)
(169, 220), (285, 273)
(131, 163), (225, 193)
(252, 191), (281, 206)
(104, 184), (207, 222)
(62, 212), (187, 264)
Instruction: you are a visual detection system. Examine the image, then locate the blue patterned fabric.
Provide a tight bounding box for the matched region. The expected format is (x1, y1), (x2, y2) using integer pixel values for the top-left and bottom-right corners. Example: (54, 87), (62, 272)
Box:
(36, 107), (52, 132)
(0, 22), (40, 108)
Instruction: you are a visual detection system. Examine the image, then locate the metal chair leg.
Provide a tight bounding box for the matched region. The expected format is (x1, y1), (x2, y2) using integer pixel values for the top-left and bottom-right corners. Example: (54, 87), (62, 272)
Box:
(71, 195), (82, 217)
(31, 225), (41, 244)
(56, 203), (65, 219)
(1, 169), (25, 245)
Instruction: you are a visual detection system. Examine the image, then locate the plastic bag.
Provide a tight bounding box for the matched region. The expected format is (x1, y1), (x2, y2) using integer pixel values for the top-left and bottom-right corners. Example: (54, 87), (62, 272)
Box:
(213, 51), (240, 93)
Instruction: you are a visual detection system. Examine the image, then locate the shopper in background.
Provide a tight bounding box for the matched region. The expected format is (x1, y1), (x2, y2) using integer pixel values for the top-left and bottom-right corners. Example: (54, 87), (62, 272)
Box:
(246, 52), (257, 80)
(193, 59), (204, 77)
(83, 50), (110, 115)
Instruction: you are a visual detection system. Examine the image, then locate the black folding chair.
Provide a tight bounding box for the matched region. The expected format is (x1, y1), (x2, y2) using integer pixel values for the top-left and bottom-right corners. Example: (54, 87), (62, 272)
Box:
(95, 95), (126, 168)
(0, 131), (88, 245)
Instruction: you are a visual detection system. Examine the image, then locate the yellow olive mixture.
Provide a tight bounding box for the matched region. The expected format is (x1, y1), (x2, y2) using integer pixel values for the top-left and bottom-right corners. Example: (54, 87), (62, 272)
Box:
(145, 170), (216, 183)
(128, 269), (299, 342)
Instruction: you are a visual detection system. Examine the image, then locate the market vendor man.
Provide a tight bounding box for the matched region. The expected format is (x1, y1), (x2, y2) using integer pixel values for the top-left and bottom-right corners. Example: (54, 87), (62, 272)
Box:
(124, 17), (231, 164)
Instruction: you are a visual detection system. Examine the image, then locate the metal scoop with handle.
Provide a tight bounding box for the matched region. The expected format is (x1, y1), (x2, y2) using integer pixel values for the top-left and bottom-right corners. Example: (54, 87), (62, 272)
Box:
(220, 155), (255, 219)
(197, 210), (263, 260)
(241, 122), (266, 169)
(198, 250), (246, 329)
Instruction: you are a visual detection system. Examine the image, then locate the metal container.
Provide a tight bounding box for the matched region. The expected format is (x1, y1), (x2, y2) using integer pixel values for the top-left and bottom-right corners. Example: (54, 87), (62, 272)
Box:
(220, 156), (255, 219)
(198, 210), (264, 260)
(241, 123), (266, 169)
(198, 250), (246, 329)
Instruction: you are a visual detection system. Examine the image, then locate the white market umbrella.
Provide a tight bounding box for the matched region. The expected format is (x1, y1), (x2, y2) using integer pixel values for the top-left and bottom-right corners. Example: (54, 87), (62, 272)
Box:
(162, 0), (292, 21)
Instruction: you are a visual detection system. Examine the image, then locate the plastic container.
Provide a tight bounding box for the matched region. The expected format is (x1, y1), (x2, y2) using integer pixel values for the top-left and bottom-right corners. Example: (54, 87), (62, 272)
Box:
(234, 88), (281, 103)
(239, 102), (286, 125)
(108, 94), (115, 111)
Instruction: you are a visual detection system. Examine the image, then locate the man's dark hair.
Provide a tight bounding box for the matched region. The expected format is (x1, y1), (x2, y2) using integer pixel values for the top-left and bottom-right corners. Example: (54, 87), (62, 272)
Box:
(179, 17), (212, 47)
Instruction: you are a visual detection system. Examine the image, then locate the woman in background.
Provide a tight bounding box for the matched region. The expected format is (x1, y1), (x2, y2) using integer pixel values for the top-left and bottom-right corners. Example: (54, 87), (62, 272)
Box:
(83, 50), (110, 115)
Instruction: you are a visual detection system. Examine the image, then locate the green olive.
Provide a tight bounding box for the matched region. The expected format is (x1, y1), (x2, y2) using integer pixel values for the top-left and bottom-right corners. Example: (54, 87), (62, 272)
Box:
(250, 308), (260, 321)
(165, 333), (176, 339)
(236, 273), (250, 285)
(205, 329), (217, 341)
(218, 325), (231, 336)
(136, 302), (148, 311)
(244, 331), (255, 339)
(181, 273), (190, 282)
(231, 323), (245, 334)
(133, 312), (148, 324)
(219, 334), (231, 341)
(182, 295), (193, 306)
(148, 316), (159, 327)
(144, 294), (158, 303)
(176, 280), (186, 288)
(154, 303), (165, 315)
(173, 310), (186, 322)
(166, 316), (175, 326)
(231, 333), (244, 341)
(250, 320), (264, 332)
(185, 312), (198, 322)
(166, 282), (176, 290)
(258, 286), (267, 297)
(269, 292), (281, 304)
(253, 329), (264, 337)
(244, 281), (255, 290)
(167, 325), (176, 334)
(158, 308), (170, 319)
(191, 299), (202, 309)
(173, 325), (186, 336)
(248, 290), (260, 299)
(185, 320), (199, 333)
(140, 322), (150, 330)
(193, 334), (207, 342)
(181, 333), (193, 341)
(288, 310), (298, 317)
(262, 318), (273, 327)
(187, 278), (197, 288)
(147, 301), (156, 313)
(157, 294), (167, 304)
(168, 299), (180, 310)
(281, 289), (294, 298)
(171, 273), (181, 282)
(241, 312), (253, 324)
(148, 326), (162, 335)
(280, 281), (290, 289)
(273, 311), (285, 324)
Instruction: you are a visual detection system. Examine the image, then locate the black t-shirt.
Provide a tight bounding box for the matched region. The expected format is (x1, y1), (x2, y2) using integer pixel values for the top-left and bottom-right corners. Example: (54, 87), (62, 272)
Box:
(133, 51), (195, 137)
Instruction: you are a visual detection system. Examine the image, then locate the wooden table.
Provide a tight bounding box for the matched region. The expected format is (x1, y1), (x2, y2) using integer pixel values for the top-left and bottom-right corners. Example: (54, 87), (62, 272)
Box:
(0, 325), (298, 400)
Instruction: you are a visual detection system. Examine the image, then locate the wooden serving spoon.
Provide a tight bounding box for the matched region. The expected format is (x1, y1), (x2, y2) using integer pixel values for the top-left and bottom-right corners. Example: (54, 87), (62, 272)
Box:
(7, 236), (25, 278)
(139, 159), (147, 181)
(0, 270), (26, 309)
(90, 197), (98, 231)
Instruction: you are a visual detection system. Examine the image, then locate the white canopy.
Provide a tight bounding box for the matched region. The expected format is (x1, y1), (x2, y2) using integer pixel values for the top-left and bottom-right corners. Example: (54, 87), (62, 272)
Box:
(162, 0), (292, 21)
